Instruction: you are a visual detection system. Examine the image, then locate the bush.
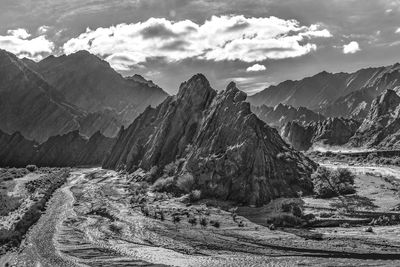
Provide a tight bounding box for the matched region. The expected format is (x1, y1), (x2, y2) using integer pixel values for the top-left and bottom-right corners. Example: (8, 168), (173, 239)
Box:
(176, 173), (195, 193)
(200, 217), (208, 228)
(26, 165), (37, 172)
(267, 213), (302, 227)
(152, 176), (175, 193)
(312, 167), (356, 198)
(188, 216), (197, 226)
(188, 190), (201, 202)
(210, 220), (220, 228)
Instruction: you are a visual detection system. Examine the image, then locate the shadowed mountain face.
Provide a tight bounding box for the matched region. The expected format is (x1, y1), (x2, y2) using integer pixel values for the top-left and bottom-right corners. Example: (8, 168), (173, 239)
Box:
(282, 118), (361, 151)
(0, 49), (81, 143)
(0, 129), (114, 167)
(252, 104), (325, 128)
(349, 89), (400, 148)
(33, 51), (168, 125)
(248, 64), (400, 118)
(104, 74), (316, 205)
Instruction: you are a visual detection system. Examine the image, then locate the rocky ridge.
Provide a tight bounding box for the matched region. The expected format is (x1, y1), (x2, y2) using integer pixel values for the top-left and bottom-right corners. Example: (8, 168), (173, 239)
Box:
(0, 129), (114, 167)
(104, 74), (316, 205)
(252, 104), (325, 128)
(282, 117), (361, 151)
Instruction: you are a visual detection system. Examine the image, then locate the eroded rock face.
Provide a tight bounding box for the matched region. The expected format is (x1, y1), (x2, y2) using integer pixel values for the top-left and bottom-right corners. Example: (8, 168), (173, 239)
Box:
(0, 129), (114, 167)
(282, 117), (361, 151)
(349, 89), (400, 148)
(104, 74), (317, 205)
(252, 103), (325, 128)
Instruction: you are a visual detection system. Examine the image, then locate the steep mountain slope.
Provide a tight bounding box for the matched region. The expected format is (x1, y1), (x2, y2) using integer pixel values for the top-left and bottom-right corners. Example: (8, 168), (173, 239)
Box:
(349, 89), (400, 148)
(252, 104), (325, 128)
(282, 117), (361, 151)
(0, 49), (81, 143)
(104, 74), (316, 205)
(34, 51), (168, 124)
(0, 129), (115, 167)
(249, 64), (400, 115)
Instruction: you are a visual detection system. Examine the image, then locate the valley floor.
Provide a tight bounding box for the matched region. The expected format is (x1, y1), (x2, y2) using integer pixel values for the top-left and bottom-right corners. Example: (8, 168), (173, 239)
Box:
(2, 162), (400, 266)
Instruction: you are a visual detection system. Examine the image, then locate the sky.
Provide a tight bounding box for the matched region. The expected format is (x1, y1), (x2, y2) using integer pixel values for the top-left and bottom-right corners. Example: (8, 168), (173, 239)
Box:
(0, 0), (399, 95)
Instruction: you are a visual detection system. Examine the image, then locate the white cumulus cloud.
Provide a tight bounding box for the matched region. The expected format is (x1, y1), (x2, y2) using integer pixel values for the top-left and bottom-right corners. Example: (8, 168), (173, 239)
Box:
(62, 15), (332, 71)
(0, 28), (54, 61)
(396, 28), (400, 34)
(343, 41), (361, 54)
(246, 64), (266, 72)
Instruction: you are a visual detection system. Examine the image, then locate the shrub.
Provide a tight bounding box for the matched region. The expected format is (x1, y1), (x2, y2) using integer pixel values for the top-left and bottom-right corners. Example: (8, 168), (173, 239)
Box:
(176, 173), (195, 193)
(312, 167), (356, 198)
(26, 165), (37, 172)
(281, 201), (303, 217)
(188, 190), (201, 202)
(173, 215), (181, 224)
(152, 177), (175, 193)
(200, 217), (208, 228)
(210, 220), (220, 228)
(188, 216), (197, 226)
(267, 213), (302, 227)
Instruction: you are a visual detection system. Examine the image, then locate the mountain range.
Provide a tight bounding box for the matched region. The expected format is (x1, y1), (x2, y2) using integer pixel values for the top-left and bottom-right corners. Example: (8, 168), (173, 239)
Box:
(0, 49), (168, 143)
(248, 64), (400, 119)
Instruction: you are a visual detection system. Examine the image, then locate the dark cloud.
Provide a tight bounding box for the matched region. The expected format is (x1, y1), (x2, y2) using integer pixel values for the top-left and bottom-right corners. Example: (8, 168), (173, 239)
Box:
(140, 24), (179, 39)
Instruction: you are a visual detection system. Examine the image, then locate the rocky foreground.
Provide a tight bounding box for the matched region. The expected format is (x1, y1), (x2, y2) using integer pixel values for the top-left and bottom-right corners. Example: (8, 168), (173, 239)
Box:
(104, 74), (316, 205)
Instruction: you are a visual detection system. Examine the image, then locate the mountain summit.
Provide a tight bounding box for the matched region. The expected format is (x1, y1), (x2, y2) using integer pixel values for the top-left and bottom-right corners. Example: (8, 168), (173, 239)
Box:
(104, 74), (316, 205)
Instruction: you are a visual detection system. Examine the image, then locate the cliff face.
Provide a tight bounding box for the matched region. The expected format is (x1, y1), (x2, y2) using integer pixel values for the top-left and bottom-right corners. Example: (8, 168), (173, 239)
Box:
(249, 64), (400, 118)
(282, 117), (361, 151)
(104, 74), (316, 205)
(252, 104), (325, 128)
(0, 130), (114, 167)
(349, 89), (400, 148)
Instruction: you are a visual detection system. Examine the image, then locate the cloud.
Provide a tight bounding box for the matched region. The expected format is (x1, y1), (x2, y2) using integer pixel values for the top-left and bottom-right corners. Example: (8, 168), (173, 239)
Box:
(246, 64), (266, 72)
(37, 25), (51, 35)
(0, 28), (54, 61)
(63, 15), (332, 71)
(343, 41), (361, 54)
(396, 28), (400, 34)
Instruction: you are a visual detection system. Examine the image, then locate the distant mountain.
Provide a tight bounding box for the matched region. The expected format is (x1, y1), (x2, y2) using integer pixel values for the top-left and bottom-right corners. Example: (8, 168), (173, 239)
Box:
(0, 49), (81, 143)
(248, 64), (400, 118)
(252, 103), (325, 128)
(0, 49), (124, 142)
(349, 89), (400, 148)
(282, 117), (360, 151)
(0, 129), (115, 167)
(104, 74), (316, 205)
(33, 51), (168, 125)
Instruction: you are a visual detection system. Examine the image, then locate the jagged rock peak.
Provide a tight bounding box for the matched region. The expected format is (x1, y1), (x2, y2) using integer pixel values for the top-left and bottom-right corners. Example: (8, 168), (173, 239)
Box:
(104, 74), (317, 205)
(178, 74), (212, 97)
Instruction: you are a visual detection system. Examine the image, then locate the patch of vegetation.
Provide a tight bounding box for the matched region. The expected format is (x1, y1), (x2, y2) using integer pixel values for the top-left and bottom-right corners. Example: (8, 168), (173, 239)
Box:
(0, 168), (29, 182)
(26, 165), (37, 172)
(312, 167), (356, 198)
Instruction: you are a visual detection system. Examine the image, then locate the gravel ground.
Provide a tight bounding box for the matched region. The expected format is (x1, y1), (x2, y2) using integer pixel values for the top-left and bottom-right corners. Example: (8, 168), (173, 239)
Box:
(3, 166), (400, 266)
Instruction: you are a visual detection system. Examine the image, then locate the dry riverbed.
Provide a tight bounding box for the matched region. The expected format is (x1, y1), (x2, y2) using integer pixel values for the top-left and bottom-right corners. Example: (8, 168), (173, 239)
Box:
(2, 163), (400, 266)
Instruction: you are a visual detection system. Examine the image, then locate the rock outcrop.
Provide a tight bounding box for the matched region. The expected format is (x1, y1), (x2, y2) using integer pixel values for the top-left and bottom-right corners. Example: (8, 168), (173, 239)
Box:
(0, 130), (114, 167)
(248, 64), (400, 118)
(252, 104), (325, 128)
(34, 51), (168, 125)
(349, 89), (400, 148)
(104, 74), (316, 205)
(282, 118), (361, 151)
